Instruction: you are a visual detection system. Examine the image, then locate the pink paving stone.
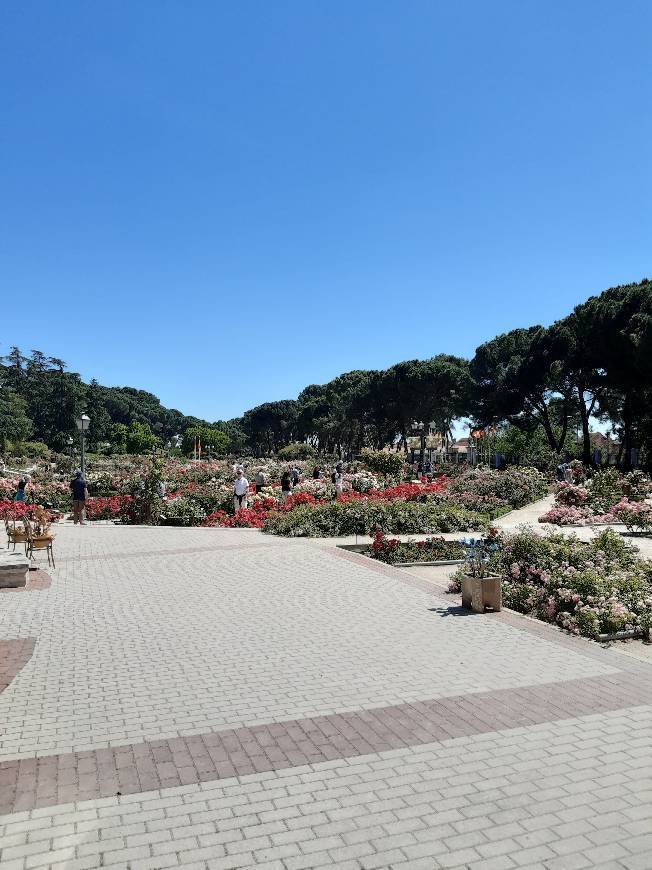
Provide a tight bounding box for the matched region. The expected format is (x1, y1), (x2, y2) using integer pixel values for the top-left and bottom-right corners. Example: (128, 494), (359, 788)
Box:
(0, 638), (36, 693)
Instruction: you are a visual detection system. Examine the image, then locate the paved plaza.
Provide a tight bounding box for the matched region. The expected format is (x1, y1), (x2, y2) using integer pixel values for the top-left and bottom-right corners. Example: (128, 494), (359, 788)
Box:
(1, 525), (652, 869)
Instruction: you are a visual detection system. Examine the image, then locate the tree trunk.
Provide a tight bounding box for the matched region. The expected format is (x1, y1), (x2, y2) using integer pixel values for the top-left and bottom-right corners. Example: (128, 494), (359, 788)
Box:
(621, 392), (633, 471)
(554, 399), (569, 453)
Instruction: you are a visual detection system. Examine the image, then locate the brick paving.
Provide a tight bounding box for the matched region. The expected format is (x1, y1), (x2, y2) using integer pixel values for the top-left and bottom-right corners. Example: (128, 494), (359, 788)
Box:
(1, 525), (651, 868)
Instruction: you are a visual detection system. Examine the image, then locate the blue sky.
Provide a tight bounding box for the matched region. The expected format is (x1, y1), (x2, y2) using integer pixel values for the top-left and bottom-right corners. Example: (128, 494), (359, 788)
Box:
(1, 1), (650, 422)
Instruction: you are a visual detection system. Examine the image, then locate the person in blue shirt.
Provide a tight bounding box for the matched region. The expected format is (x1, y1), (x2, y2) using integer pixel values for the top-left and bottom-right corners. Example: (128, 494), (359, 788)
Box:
(70, 470), (88, 525)
(14, 479), (27, 502)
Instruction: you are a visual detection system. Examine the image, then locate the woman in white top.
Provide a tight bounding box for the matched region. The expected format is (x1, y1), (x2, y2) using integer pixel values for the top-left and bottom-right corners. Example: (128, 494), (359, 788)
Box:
(233, 470), (249, 512)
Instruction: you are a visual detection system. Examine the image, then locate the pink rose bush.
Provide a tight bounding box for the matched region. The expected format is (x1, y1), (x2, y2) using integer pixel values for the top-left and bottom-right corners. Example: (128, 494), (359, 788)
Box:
(540, 468), (652, 528)
(480, 527), (652, 638)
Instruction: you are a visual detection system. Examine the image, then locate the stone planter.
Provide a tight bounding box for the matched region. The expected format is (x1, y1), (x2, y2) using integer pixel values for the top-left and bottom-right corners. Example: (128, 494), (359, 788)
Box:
(461, 574), (502, 613)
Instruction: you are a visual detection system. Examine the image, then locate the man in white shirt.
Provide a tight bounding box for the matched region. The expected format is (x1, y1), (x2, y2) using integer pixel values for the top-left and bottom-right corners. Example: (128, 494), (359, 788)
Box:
(234, 469), (249, 512)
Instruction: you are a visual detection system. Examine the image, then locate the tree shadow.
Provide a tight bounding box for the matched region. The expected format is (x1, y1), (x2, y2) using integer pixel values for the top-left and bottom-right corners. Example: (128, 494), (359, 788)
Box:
(428, 604), (477, 618)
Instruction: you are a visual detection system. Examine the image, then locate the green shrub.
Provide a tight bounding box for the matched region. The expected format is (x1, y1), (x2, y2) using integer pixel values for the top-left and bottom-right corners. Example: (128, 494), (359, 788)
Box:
(360, 449), (405, 479)
(160, 497), (207, 526)
(277, 443), (316, 460)
(587, 468), (622, 513)
(262, 499), (485, 537)
(450, 466), (547, 509)
(20, 441), (51, 459)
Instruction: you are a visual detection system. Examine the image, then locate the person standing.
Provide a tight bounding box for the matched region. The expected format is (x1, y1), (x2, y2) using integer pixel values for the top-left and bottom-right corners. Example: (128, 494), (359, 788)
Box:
(312, 465), (322, 480)
(333, 463), (344, 496)
(70, 470), (88, 525)
(255, 468), (267, 494)
(292, 466), (300, 486)
(281, 470), (293, 503)
(233, 468), (249, 512)
(14, 479), (27, 503)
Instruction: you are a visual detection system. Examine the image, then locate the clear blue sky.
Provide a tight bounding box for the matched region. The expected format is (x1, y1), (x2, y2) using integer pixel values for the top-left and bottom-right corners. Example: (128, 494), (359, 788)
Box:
(1, 1), (650, 422)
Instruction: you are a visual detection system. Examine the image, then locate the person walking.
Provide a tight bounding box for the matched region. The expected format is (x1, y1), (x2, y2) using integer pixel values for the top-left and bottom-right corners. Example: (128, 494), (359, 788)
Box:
(281, 470), (293, 503)
(70, 470), (88, 525)
(255, 468), (266, 494)
(14, 479), (27, 503)
(233, 468), (249, 512)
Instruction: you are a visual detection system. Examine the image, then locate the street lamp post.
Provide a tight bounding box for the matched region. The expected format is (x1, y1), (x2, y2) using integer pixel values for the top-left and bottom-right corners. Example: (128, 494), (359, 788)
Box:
(75, 414), (91, 476)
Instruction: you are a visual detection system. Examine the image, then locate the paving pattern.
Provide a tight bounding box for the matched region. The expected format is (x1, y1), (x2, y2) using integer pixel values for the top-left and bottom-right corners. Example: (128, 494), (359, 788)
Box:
(1, 524), (651, 868)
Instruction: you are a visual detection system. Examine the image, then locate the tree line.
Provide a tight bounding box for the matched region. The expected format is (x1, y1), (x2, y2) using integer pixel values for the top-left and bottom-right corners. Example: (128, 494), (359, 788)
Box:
(237, 279), (652, 468)
(1, 279), (651, 466)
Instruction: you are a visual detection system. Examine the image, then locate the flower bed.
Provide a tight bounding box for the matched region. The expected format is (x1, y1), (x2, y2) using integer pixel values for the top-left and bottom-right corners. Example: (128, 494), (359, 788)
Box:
(85, 495), (133, 521)
(368, 530), (466, 564)
(540, 469), (652, 527)
(262, 500), (485, 537)
(450, 466), (547, 509)
(0, 500), (32, 520)
(450, 527), (652, 639)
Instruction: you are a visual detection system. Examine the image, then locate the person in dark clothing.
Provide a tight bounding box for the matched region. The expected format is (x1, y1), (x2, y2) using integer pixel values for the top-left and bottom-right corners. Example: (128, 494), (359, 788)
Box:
(70, 471), (88, 525)
(281, 471), (293, 503)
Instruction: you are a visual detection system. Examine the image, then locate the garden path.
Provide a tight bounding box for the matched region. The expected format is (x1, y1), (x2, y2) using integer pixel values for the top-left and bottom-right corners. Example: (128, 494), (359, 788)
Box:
(1, 524), (652, 868)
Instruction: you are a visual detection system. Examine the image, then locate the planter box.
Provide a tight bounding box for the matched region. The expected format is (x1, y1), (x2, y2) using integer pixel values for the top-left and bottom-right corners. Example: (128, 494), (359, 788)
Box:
(461, 574), (501, 613)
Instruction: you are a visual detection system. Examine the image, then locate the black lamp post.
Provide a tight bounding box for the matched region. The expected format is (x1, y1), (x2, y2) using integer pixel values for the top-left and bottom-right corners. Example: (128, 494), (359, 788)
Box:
(75, 414), (91, 475)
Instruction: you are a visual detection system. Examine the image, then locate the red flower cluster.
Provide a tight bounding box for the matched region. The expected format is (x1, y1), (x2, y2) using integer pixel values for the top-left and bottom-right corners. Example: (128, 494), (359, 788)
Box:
(337, 479), (448, 504)
(277, 492), (322, 511)
(370, 529), (400, 552)
(202, 501), (269, 528)
(0, 500), (32, 520)
(85, 495), (133, 520)
(199, 479), (451, 529)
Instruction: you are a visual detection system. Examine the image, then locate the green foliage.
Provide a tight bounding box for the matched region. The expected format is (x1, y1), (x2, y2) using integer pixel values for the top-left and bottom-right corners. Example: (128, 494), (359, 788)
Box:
(126, 421), (159, 455)
(450, 466), (548, 509)
(587, 468), (622, 513)
(20, 441), (51, 459)
(242, 400), (299, 454)
(493, 424), (577, 472)
(277, 442), (316, 460)
(262, 500), (485, 537)
(360, 449), (405, 478)
(160, 496), (207, 526)
(182, 426), (229, 457)
(122, 460), (164, 524)
(110, 422), (129, 453)
(0, 347), (216, 454)
(0, 388), (32, 449)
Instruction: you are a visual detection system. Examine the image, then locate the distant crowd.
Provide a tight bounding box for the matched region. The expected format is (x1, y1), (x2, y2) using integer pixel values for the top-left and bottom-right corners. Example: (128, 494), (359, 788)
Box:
(232, 461), (344, 512)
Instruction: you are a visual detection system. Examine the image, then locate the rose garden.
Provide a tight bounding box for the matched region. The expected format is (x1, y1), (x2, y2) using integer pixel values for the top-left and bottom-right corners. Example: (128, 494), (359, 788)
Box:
(4, 444), (652, 642)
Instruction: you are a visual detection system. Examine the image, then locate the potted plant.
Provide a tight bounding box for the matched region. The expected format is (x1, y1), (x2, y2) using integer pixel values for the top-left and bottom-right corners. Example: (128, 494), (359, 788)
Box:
(460, 535), (502, 612)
